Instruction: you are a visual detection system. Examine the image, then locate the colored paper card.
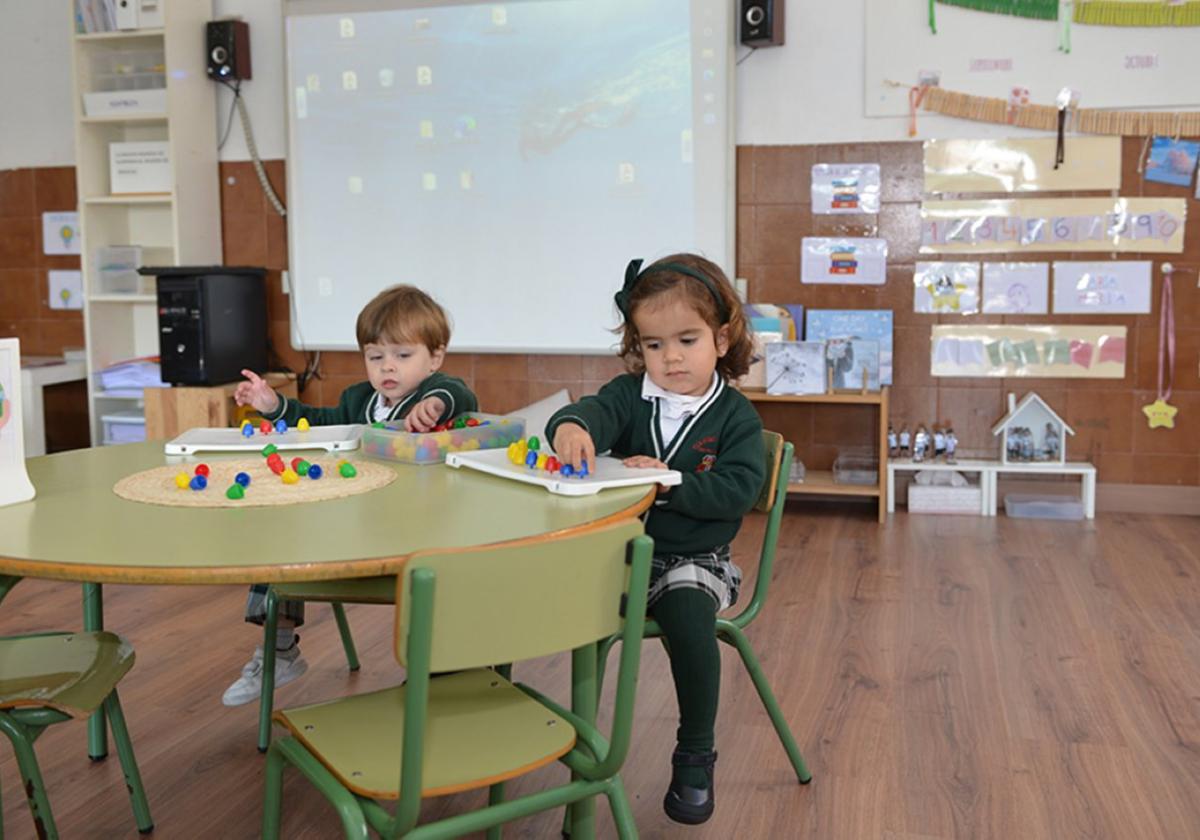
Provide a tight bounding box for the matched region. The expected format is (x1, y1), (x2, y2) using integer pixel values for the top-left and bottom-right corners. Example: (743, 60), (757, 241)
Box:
(1052, 261), (1152, 314)
(806, 309), (894, 385)
(924, 138), (1121, 193)
(0, 339), (36, 507)
(41, 212), (80, 255)
(920, 197), (1187, 254)
(930, 325), (1126, 378)
(48, 271), (83, 310)
(801, 238), (888, 285)
(826, 339), (880, 391)
(913, 262), (980, 314)
(812, 163), (881, 214)
(982, 262), (1049, 314)
(1144, 137), (1200, 187)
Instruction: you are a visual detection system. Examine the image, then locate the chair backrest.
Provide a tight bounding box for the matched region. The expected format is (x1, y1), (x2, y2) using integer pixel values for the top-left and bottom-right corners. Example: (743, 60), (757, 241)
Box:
(395, 518), (648, 673)
(730, 431), (792, 630)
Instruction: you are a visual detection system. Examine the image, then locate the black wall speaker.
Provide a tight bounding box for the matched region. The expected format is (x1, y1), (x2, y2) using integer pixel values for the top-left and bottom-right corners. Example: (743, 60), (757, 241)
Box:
(206, 20), (252, 81)
(740, 0), (785, 47)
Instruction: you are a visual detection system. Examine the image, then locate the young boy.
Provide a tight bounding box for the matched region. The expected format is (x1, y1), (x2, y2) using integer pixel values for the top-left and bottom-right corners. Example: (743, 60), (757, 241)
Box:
(221, 284), (477, 706)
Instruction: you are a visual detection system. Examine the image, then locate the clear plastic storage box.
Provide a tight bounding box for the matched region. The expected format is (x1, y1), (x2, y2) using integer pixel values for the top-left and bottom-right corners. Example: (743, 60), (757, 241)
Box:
(361, 413), (525, 465)
(1004, 493), (1084, 520)
(833, 453), (878, 485)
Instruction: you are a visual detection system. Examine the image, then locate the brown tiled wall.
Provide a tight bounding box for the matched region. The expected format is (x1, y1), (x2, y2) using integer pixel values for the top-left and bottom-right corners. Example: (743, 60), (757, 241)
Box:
(738, 139), (1199, 486)
(0, 168), (84, 355)
(4, 146), (1196, 485)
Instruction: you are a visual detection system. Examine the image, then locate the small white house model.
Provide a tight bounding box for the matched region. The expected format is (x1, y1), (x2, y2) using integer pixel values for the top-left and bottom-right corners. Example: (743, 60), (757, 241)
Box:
(991, 392), (1073, 465)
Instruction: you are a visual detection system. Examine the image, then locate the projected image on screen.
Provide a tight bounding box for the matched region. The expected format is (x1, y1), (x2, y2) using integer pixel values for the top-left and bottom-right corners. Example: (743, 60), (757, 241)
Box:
(286, 1), (731, 352)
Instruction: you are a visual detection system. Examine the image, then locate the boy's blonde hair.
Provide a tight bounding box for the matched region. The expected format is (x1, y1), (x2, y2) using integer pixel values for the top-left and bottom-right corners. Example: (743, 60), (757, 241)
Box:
(356, 285), (450, 352)
(616, 254), (754, 381)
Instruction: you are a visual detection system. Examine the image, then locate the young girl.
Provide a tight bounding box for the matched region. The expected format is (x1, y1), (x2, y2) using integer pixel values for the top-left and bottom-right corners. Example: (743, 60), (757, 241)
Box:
(547, 253), (763, 825)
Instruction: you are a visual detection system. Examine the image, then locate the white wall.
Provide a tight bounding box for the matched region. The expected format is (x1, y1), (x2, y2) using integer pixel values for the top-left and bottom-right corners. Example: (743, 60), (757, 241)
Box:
(3, 0), (1191, 171)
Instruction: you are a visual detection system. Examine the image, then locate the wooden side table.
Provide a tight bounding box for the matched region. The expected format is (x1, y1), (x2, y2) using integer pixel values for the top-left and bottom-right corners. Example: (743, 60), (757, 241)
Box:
(143, 373), (298, 440)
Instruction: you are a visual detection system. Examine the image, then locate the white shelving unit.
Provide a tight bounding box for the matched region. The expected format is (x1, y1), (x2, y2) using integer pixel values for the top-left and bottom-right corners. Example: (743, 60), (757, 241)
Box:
(70, 0), (221, 445)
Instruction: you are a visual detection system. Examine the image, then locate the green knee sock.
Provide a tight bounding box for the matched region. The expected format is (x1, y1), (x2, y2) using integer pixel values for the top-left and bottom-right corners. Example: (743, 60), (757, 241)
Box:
(652, 588), (719, 788)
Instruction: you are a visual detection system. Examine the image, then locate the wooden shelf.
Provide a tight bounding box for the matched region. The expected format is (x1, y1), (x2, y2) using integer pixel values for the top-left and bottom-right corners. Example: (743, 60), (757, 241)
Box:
(80, 114), (167, 124)
(84, 195), (173, 205)
(89, 294), (156, 303)
(788, 471), (881, 497)
(741, 388), (887, 406)
(75, 29), (165, 42)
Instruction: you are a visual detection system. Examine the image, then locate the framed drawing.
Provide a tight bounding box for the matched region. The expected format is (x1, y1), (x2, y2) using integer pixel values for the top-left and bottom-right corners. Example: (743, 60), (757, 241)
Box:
(766, 342), (827, 395)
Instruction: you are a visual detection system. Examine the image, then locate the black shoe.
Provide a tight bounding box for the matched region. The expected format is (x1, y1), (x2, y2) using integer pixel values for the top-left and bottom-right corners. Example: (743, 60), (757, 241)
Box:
(663, 749), (717, 825)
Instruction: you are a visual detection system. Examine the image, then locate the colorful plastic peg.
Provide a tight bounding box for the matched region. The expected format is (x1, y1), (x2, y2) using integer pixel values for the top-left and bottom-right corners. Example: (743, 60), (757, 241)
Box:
(297, 417), (310, 431)
(234, 472), (251, 487)
(226, 484), (245, 500)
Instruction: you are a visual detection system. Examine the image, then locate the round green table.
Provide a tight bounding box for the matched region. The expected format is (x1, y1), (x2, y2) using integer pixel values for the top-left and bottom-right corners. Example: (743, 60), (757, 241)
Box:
(0, 442), (653, 839)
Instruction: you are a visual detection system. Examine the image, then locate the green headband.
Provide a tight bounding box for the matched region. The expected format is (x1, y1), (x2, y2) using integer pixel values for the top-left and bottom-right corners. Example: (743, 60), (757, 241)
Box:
(614, 259), (731, 324)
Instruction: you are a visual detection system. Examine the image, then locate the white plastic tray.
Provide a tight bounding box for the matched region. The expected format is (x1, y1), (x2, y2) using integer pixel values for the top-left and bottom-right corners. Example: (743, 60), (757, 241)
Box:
(445, 448), (681, 496)
(163, 424), (363, 455)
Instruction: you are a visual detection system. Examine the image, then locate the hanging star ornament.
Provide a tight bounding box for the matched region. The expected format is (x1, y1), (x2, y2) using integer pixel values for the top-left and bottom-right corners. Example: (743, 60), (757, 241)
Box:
(1142, 398), (1178, 430)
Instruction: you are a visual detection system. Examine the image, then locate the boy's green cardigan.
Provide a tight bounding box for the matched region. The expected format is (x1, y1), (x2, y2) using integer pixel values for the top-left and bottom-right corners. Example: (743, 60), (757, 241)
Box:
(261, 373), (477, 427)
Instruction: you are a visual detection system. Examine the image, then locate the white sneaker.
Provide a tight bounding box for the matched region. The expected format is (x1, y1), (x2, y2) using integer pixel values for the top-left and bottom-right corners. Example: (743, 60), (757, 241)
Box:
(221, 645), (309, 707)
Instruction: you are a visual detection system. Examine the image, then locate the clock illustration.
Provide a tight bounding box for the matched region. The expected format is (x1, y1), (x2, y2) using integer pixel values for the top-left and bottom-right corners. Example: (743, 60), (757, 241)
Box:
(765, 342), (826, 395)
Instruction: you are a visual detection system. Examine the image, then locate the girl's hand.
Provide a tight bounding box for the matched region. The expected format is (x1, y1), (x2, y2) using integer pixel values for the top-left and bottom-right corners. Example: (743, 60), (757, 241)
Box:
(553, 423), (596, 472)
(622, 455), (668, 471)
(404, 396), (446, 432)
(235, 369), (281, 414)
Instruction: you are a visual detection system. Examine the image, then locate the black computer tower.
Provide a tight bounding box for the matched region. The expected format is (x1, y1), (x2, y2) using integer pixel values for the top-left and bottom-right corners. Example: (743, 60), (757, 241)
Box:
(142, 266), (268, 386)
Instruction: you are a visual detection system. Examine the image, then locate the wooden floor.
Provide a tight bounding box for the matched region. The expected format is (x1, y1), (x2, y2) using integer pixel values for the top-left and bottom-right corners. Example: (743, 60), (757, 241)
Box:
(2, 504), (1199, 839)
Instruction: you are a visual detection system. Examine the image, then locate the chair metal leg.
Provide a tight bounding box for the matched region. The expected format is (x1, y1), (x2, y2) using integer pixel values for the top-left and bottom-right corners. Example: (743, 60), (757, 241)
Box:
(262, 739), (287, 840)
(82, 583), (108, 761)
(485, 782), (506, 840)
(718, 622), (812, 784)
(331, 603), (361, 672)
(272, 738), (369, 840)
(604, 777), (638, 840)
(0, 713), (59, 840)
(103, 691), (154, 832)
(258, 590), (281, 753)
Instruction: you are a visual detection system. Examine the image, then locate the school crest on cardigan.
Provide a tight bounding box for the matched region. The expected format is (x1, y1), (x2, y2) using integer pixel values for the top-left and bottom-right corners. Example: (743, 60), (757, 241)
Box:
(692, 435), (718, 455)
(696, 454), (716, 473)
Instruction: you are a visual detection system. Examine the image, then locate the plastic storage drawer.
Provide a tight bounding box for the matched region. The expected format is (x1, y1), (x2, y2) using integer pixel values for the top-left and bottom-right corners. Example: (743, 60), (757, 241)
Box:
(360, 413), (524, 465)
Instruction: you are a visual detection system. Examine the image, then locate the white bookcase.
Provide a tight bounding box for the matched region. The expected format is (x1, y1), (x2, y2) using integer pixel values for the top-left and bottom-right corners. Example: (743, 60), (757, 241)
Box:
(70, 0), (222, 444)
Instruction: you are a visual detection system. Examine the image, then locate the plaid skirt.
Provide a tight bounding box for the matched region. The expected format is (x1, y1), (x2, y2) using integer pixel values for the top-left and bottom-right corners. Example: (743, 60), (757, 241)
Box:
(648, 544), (741, 611)
(244, 584), (305, 626)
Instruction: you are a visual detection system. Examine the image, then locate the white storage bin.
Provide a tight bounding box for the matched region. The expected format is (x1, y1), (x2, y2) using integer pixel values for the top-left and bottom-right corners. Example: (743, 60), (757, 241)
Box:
(909, 483), (982, 515)
(102, 411), (146, 445)
(833, 453), (877, 485)
(1004, 493), (1084, 520)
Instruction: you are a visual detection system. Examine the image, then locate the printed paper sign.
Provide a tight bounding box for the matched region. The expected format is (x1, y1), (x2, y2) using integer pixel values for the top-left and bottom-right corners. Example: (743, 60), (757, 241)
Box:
(42, 212), (80, 255)
(982, 263), (1049, 314)
(801, 238), (887, 284)
(920, 198), (1187, 254)
(923, 137), (1121, 193)
(48, 271), (83, 310)
(913, 262), (980, 314)
(931, 325), (1126, 379)
(1052, 261), (1152, 314)
(812, 164), (881, 214)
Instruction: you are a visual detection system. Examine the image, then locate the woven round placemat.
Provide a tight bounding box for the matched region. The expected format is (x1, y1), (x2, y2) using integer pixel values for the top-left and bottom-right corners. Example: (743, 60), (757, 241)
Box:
(113, 457), (396, 508)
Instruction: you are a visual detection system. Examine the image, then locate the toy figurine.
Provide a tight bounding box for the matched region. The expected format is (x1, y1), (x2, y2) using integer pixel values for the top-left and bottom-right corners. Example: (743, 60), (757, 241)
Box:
(887, 423), (898, 458)
(913, 424), (929, 462)
(945, 425), (957, 464)
(1043, 422), (1060, 461)
(933, 426), (946, 461)
(898, 425), (911, 458)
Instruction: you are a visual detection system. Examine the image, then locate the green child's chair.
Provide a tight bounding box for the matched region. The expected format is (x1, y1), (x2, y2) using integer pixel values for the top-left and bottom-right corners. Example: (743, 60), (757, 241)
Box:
(262, 518), (654, 839)
(0, 629), (154, 838)
(596, 431), (812, 787)
(257, 577), (394, 751)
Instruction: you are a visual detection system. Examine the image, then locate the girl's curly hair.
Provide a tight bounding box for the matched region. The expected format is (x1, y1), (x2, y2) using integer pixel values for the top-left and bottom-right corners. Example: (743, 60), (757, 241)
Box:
(616, 253), (753, 381)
